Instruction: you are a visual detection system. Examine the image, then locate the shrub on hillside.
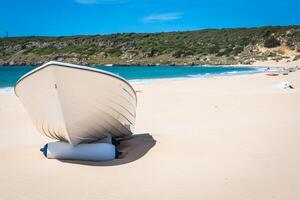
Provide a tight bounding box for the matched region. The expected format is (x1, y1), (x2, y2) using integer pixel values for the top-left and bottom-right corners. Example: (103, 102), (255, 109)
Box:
(264, 36), (280, 48)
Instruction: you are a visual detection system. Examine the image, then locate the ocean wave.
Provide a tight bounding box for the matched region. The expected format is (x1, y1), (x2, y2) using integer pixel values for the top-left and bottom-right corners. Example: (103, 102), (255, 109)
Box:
(128, 68), (264, 84)
(187, 73), (212, 78)
(0, 87), (14, 93)
(187, 69), (261, 79)
(222, 68), (264, 76)
(225, 71), (239, 74)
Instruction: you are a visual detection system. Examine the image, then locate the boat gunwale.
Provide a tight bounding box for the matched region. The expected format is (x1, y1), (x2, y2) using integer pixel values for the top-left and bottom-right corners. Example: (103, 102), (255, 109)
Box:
(14, 61), (137, 101)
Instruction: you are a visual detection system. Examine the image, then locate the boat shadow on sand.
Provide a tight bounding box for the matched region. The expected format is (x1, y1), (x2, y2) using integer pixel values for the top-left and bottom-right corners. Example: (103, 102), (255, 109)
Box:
(58, 133), (156, 166)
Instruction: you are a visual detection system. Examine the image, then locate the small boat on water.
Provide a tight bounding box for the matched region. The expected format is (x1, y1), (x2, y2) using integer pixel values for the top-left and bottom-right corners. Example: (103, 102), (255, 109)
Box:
(15, 61), (137, 145)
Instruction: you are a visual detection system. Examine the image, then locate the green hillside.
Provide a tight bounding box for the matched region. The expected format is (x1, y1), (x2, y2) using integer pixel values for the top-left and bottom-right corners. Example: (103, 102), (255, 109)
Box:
(1, 26), (300, 66)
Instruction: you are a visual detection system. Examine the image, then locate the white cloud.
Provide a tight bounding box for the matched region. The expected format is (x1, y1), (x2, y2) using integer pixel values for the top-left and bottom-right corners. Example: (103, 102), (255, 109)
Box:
(143, 13), (183, 23)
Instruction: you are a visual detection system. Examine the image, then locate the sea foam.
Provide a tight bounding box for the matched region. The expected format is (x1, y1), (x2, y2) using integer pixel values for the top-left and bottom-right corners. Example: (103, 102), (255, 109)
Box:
(0, 87), (14, 93)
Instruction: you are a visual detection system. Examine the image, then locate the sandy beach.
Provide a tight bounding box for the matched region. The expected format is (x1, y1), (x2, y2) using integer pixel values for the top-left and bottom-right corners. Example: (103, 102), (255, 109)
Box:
(1, 65), (300, 199)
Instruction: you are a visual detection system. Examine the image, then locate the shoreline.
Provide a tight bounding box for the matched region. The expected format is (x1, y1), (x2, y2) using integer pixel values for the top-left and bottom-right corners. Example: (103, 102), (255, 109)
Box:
(2, 59), (299, 93)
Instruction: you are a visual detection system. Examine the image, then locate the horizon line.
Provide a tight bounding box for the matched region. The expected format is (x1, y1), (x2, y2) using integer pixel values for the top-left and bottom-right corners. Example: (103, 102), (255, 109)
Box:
(2, 24), (300, 38)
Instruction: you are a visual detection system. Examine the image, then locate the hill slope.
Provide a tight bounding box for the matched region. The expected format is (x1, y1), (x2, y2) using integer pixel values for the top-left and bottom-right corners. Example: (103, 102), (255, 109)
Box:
(1, 26), (300, 66)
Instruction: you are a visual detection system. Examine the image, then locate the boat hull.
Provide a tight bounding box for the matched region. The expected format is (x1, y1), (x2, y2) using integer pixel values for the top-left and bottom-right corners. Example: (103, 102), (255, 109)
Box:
(15, 61), (137, 145)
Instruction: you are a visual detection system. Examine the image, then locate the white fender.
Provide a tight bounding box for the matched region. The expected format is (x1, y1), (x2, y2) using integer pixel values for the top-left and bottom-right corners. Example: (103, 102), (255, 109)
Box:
(40, 140), (117, 161)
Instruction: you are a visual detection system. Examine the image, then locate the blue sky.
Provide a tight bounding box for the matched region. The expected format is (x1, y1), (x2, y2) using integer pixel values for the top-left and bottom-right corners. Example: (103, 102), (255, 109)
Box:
(0, 0), (299, 36)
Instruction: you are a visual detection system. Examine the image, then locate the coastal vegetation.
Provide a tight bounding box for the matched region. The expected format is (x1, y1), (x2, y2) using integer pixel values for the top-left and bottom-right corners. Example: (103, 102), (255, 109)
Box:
(0, 26), (300, 66)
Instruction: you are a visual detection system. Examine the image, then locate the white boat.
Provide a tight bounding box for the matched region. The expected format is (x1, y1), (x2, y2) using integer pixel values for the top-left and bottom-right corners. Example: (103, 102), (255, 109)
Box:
(15, 61), (137, 145)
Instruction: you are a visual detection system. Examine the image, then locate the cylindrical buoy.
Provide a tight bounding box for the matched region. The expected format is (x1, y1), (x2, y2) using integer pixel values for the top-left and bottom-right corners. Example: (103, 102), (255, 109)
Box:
(40, 141), (118, 161)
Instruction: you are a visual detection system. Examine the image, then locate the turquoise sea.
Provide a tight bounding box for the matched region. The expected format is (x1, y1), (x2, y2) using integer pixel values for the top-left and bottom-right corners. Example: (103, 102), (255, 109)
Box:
(0, 65), (263, 92)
